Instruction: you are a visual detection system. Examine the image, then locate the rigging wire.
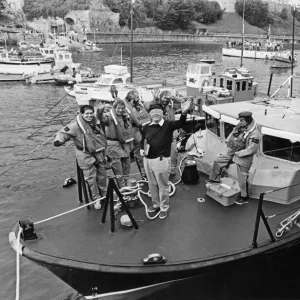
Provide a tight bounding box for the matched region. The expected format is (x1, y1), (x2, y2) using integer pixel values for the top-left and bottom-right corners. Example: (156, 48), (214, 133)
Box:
(26, 102), (76, 140)
(45, 93), (70, 115)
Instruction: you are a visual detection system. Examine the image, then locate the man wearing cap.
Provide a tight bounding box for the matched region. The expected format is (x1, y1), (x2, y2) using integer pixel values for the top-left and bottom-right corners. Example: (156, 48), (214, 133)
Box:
(145, 90), (183, 175)
(140, 101), (190, 219)
(207, 111), (260, 205)
(124, 90), (150, 179)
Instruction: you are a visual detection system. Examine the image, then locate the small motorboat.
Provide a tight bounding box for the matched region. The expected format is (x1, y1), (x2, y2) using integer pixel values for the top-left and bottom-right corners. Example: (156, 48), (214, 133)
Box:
(199, 58), (215, 64)
(77, 46), (103, 53)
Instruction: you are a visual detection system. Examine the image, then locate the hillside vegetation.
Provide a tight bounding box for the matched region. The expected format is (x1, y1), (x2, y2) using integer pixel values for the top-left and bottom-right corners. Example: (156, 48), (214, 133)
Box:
(2, 0), (300, 36)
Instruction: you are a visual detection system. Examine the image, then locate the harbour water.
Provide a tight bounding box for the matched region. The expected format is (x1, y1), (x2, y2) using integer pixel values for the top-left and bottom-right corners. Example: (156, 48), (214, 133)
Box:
(1, 42), (300, 300)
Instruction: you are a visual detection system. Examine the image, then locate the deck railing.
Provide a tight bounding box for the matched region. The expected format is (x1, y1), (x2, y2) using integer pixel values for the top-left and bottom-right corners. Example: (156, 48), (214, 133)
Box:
(252, 182), (300, 248)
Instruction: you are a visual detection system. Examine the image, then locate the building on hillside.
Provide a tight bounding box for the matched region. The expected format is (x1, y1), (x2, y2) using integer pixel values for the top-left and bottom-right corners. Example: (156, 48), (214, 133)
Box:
(5, 0), (23, 11)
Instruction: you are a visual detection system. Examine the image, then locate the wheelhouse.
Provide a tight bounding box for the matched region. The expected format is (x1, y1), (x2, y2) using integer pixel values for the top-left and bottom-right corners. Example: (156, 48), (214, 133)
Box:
(198, 101), (300, 204)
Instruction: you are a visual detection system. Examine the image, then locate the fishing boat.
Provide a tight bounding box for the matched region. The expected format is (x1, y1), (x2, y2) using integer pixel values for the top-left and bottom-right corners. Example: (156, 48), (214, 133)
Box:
(271, 53), (298, 69)
(23, 51), (80, 83)
(8, 86), (300, 299)
(0, 52), (54, 75)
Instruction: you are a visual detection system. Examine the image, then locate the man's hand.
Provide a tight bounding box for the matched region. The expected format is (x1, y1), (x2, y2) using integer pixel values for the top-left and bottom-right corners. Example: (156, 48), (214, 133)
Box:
(140, 149), (145, 157)
(181, 98), (193, 114)
(54, 140), (62, 147)
(97, 105), (106, 116)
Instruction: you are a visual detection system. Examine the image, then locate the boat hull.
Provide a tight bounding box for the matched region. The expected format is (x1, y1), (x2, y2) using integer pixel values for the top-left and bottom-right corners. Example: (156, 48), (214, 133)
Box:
(0, 61), (52, 75)
(222, 48), (282, 60)
(22, 236), (300, 298)
(77, 49), (103, 53)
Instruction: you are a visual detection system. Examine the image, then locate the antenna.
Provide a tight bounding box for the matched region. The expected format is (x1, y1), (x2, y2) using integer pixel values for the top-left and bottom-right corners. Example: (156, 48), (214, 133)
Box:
(290, 4), (296, 97)
(240, 0), (246, 68)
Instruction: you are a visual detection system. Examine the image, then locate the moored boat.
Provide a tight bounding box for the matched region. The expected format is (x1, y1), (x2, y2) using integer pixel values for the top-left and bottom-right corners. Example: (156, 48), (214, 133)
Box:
(271, 53), (298, 68)
(9, 94), (300, 299)
(0, 52), (54, 75)
(222, 44), (285, 60)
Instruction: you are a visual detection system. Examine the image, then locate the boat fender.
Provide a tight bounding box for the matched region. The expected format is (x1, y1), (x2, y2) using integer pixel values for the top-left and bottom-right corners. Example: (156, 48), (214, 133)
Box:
(143, 253), (167, 265)
(120, 215), (134, 228)
(63, 177), (77, 188)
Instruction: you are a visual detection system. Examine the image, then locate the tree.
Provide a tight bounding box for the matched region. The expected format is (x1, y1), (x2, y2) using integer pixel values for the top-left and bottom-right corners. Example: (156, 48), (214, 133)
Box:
(280, 7), (289, 20)
(293, 7), (300, 22)
(155, 0), (195, 30)
(235, 0), (272, 28)
(193, 0), (223, 24)
(118, 0), (147, 29)
(103, 0), (121, 13)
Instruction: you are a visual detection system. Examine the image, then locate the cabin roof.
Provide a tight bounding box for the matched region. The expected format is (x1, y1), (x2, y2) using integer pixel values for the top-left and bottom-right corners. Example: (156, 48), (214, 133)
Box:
(210, 100), (300, 134)
(221, 72), (254, 80)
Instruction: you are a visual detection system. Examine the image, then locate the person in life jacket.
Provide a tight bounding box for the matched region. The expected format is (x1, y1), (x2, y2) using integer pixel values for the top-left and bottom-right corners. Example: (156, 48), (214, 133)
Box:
(110, 85), (118, 99)
(207, 111), (261, 205)
(97, 99), (134, 188)
(124, 90), (151, 179)
(53, 105), (108, 210)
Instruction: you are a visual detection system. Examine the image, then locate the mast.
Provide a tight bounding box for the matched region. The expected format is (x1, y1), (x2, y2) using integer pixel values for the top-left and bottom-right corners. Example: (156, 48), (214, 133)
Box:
(240, 0), (245, 68)
(290, 4), (296, 97)
(130, 0), (134, 83)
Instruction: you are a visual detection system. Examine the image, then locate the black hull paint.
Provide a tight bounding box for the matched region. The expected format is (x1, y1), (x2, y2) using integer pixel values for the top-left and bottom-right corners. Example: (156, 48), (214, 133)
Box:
(24, 238), (300, 299)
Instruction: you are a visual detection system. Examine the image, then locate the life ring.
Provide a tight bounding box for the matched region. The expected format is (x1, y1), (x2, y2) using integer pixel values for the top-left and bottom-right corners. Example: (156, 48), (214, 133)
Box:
(201, 79), (210, 88)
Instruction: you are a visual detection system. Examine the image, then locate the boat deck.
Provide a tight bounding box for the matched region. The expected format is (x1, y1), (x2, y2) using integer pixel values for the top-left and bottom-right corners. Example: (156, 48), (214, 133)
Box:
(18, 157), (300, 267)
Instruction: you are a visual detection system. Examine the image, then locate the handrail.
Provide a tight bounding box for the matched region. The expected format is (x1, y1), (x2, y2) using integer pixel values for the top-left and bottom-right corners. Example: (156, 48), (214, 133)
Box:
(252, 193), (275, 248)
(252, 181), (300, 248)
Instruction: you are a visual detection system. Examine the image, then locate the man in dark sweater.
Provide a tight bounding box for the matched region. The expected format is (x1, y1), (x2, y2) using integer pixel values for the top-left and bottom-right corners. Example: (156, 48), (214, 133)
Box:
(140, 103), (189, 219)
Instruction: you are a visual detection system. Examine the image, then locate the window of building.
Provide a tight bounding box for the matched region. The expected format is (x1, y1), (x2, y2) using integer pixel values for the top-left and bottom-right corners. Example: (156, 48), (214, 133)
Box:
(227, 80), (232, 90)
(242, 81), (247, 91)
(263, 135), (300, 163)
(224, 122), (235, 139)
(236, 81), (240, 91)
(205, 113), (220, 137)
(213, 78), (217, 86)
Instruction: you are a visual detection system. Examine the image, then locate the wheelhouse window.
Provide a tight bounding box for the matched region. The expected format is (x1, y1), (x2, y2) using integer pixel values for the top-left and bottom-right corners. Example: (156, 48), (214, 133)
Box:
(236, 81), (240, 91)
(248, 80), (253, 90)
(242, 81), (247, 91)
(227, 80), (232, 90)
(263, 135), (300, 163)
(205, 113), (220, 137)
(112, 78), (123, 84)
(220, 78), (224, 88)
(224, 122), (235, 139)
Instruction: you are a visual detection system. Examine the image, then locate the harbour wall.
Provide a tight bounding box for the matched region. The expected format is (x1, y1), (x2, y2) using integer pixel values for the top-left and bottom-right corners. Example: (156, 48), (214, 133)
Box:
(87, 32), (300, 45)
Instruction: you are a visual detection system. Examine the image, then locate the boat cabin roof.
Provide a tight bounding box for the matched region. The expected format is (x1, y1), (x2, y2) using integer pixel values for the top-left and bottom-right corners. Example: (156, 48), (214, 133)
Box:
(207, 100), (300, 135)
(221, 68), (254, 81)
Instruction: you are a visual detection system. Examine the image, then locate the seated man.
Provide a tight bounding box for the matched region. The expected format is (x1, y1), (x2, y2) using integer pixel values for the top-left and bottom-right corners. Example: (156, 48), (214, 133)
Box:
(207, 111), (260, 205)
